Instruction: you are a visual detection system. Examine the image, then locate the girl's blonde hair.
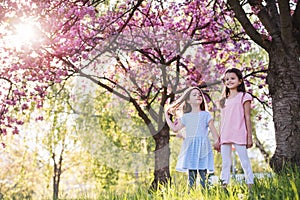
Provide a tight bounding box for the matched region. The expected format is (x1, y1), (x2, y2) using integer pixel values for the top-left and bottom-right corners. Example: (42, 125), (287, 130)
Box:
(165, 87), (208, 116)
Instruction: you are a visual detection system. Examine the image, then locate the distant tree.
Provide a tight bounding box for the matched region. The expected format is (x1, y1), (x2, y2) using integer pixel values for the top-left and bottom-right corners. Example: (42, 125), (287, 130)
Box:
(0, 135), (36, 199)
(38, 84), (79, 200)
(72, 86), (154, 189)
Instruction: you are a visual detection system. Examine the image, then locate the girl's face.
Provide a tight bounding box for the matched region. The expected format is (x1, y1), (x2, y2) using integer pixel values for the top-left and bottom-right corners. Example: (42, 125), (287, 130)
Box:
(224, 72), (242, 90)
(188, 89), (203, 105)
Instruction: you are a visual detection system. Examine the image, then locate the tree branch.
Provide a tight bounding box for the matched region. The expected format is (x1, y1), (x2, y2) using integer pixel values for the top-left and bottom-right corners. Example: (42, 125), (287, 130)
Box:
(117, 0), (144, 33)
(244, 69), (268, 79)
(227, 0), (270, 50)
(292, 1), (300, 44)
(254, 134), (272, 162)
(255, 1), (281, 41)
(278, 0), (296, 46)
(294, 1), (300, 26)
(78, 70), (158, 136)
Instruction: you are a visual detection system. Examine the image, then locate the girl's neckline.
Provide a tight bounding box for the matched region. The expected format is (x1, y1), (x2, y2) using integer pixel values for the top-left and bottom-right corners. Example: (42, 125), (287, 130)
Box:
(189, 111), (205, 114)
(227, 92), (241, 100)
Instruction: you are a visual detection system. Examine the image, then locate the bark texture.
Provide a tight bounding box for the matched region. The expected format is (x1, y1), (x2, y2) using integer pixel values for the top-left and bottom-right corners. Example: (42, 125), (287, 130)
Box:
(267, 44), (300, 171)
(150, 124), (171, 190)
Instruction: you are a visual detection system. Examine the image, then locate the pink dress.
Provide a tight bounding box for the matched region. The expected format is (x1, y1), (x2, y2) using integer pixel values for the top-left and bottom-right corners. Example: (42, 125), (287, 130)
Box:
(220, 92), (252, 145)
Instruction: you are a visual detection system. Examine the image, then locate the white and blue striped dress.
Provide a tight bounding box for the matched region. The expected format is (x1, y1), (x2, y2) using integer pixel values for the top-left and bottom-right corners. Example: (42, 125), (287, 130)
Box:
(176, 111), (214, 172)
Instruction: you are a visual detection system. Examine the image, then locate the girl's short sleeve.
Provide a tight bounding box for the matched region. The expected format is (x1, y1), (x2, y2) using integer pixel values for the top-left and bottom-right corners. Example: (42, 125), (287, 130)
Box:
(180, 114), (186, 126)
(243, 93), (253, 104)
(206, 112), (212, 125)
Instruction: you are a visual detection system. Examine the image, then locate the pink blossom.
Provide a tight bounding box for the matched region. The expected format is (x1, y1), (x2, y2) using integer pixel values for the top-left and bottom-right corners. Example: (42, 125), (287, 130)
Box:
(22, 103), (29, 110)
(12, 127), (19, 135)
(35, 116), (44, 121)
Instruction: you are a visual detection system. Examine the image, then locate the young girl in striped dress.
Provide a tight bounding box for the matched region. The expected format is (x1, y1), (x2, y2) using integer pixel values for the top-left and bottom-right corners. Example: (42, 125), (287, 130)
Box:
(165, 86), (220, 189)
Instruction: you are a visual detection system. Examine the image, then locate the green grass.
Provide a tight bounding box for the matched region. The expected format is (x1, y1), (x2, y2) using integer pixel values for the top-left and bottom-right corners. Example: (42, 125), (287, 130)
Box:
(61, 167), (300, 199)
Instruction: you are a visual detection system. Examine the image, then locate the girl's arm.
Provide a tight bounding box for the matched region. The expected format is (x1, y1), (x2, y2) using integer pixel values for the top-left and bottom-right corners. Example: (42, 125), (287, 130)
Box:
(244, 101), (253, 148)
(164, 109), (184, 134)
(208, 119), (219, 142)
(208, 120), (221, 151)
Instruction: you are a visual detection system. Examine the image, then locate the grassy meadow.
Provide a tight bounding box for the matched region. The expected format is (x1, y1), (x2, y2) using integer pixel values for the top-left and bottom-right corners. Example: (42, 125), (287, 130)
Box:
(67, 167), (299, 200)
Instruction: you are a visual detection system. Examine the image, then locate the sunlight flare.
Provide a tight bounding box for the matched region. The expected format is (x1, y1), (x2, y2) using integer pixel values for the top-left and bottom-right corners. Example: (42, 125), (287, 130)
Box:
(14, 22), (36, 43)
(3, 17), (40, 50)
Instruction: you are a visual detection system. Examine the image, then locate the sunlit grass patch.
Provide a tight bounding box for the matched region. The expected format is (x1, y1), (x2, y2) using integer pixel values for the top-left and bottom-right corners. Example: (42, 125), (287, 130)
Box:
(71, 167), (300, 200)
(248, 167), (299, 200)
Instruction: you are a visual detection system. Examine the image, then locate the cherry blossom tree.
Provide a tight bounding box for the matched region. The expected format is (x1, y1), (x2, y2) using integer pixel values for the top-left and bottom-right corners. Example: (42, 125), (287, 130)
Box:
(1, 0), (290, 188)
(0, 0), (238, 188)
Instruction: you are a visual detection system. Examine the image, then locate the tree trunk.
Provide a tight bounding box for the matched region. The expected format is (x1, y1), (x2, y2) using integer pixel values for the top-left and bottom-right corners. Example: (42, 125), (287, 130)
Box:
(52, 153), (60, 200)
(52, 146), (64, 200)
(150, 124), (171, 191)
(267, 43), (300, 172)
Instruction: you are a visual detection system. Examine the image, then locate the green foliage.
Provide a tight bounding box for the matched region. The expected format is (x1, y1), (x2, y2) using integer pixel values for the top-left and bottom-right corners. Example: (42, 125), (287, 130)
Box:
(0, 135), (42, 200)
(88, 159), (119, 190)
(74, 88), (155, 190)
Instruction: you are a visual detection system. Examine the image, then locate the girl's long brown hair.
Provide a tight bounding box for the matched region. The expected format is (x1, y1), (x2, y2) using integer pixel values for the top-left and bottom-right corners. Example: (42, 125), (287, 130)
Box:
(166, 87), (207, 116)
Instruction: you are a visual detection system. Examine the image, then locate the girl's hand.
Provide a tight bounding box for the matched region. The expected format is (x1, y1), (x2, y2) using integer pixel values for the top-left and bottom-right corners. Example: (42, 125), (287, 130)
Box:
(164, 109), (184, 133)
(246, 136), (253, 148)
(213, 139), (221, 152)
(176, 133), (185, 139)
(164, 109), (170, 118)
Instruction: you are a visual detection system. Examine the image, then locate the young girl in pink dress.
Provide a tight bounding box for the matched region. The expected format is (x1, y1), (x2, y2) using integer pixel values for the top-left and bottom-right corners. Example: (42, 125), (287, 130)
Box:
(219, 68), (254, 188)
